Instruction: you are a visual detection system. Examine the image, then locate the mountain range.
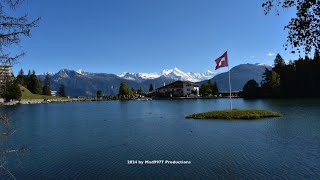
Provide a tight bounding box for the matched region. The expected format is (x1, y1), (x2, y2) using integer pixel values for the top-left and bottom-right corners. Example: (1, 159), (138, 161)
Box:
(38, 64), (270, 97)
(118, 67), (216, 82)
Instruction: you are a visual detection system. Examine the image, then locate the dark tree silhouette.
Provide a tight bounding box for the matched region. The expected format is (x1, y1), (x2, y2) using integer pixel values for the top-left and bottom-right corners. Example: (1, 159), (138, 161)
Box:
(27, 72), (42, 94)
(199, 81), (219, 97)
(242, 79), (260, 98)
(4, 79), (21, 100)
(262, 0), (320, 54)
(273, 54), (286, 73)
(58, 84), (66, 97)
(258, 53), (320, 98)
(42, 74), (51, 96)
(149, 84), (154, 92)
(96, 89), (103, 98)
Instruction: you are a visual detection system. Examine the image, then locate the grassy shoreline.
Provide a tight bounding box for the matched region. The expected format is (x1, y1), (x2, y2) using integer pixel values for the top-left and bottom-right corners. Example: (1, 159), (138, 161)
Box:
(186, 109), (282, 120)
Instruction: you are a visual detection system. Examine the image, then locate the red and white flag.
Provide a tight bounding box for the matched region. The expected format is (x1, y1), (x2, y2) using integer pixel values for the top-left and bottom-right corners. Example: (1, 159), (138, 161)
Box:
(215, 51), (228, 70)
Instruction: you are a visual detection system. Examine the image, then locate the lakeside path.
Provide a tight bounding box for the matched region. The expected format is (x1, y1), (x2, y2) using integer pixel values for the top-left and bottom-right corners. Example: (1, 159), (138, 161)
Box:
(1, 97), (152, 106)
(1, 96), (241, 106)
(1, 98), (86, 106)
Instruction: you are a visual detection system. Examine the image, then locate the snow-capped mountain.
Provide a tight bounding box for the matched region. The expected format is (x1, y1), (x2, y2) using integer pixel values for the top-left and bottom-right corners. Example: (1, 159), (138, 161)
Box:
(37, 63), (270, 97)
(118, 67), (217, 82)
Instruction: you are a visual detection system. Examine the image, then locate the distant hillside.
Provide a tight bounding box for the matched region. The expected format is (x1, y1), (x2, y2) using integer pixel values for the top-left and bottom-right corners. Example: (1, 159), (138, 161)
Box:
(38, 69), (175, 97)
(37, 63), (270, 97)
(199, 63), (271, 92)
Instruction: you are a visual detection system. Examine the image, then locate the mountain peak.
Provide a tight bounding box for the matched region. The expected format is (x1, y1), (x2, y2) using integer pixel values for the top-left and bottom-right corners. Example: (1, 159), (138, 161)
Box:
(119, 67), (217, 82)
(76, 69), (85, 74)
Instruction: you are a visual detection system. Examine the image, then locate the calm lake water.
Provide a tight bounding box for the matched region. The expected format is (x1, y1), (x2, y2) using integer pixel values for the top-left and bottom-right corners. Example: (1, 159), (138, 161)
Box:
(1, 98), (320, 179)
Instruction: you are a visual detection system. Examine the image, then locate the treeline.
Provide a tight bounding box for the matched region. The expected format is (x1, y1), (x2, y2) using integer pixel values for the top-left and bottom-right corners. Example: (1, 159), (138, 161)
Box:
(1, 69), (67, 101)
(17, 70), (42, 95)
(199, 80), (219, 97)
(96, 82), (139, 100)
(242, 50), (320, 98)
(16, 69), (66, 97)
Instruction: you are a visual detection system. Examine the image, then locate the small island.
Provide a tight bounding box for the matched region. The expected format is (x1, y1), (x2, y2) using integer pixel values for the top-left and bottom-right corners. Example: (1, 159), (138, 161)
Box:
(186, 109), (282, 120)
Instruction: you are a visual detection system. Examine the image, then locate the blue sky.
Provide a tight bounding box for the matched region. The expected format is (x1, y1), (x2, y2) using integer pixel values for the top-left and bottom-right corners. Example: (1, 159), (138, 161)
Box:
(11, 0), (299, 75)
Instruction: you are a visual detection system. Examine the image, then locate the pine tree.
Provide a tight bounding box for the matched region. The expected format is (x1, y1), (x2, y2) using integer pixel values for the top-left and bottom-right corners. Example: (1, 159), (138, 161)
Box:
(261, 68), (272, 88)
(119, 82), (130, 96)
(16, 69), (25, 85)
(199, 84), (212, 97)
(211, 82), (219, 95)
(27, 73), (42, 94)
(274, 54), (285, 73)
(149, 84), (154, 92)
(18, 69), (24, 76)
(24, 69), (32, 87)
(243, 79), (260, 98)
(4, 80), (22, 101)
(96, 89), (103, 98)
(58, 84), (66, 97)
(42, 74), (51, 96)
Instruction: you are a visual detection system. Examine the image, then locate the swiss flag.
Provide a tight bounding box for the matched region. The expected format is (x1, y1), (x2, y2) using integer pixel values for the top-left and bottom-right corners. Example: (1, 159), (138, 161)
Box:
(215, 51), (228, 70)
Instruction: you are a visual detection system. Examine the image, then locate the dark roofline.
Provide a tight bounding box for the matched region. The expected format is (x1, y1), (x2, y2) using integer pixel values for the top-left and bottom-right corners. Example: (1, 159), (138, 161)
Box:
(156, 80), (199, 90)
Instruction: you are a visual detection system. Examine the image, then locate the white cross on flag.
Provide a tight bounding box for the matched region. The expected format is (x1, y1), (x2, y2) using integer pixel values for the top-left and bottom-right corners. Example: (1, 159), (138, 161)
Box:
(215, 51), (228, 70)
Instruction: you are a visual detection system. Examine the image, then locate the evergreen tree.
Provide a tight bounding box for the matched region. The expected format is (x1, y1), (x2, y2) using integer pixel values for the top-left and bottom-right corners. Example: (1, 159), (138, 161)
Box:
(27, 73), (42, 94)
(24, 69), (32, 87)
(259, 53), (320, 97)
(149, 84), (154, 92)
(42, 74), (51, 96)
(211, 82), (219, 95)
(96, 89), (103, 98)
(118, 82), (130, 96)
(274, 54), (285, 73)
(199, 84), (212, 97)
(58, 84), (66, 97)
(261, 68), (272, 88)
(16, 69), (25, 85)
(4, 80), (22, 101)
(137, 87), (143, 94)
(242, 79), (260, 98)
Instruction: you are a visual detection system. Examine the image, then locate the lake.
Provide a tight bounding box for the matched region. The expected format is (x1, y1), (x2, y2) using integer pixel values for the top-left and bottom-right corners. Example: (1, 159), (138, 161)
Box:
(1, 98), (320, 179)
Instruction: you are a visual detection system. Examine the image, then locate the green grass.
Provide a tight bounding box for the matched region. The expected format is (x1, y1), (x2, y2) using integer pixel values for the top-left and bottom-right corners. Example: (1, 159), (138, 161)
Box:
(20, 86), (67, 100)
(186, 109), (282, 120)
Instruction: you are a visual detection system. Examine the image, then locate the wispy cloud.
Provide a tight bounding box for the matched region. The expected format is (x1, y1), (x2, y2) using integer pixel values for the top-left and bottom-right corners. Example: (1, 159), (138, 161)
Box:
(267, 52), (276, 57)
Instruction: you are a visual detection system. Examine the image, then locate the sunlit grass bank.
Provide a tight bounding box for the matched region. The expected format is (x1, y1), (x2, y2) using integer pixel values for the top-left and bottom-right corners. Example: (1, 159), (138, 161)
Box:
(20, 86), (67, 100)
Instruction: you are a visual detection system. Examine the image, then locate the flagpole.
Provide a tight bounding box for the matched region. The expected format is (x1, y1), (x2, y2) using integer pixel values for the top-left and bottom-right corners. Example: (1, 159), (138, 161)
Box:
(228, 60), (232, 110)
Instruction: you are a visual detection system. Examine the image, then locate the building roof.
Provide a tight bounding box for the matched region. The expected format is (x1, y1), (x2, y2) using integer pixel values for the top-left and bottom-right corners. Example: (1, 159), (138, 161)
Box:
(156, 80), (199, 90)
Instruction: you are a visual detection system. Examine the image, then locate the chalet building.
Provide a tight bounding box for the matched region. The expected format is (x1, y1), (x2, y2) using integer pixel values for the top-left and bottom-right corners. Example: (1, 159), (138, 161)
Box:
(0, 66), (13, 85)
(156, 80), (199, 97)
